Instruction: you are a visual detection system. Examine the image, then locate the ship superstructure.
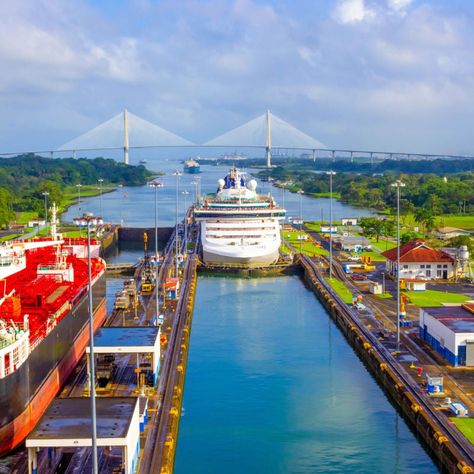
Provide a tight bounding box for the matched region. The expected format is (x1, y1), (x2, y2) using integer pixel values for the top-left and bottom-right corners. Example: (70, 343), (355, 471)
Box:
(193, 166), (285, 265)
(0, 231), (106, 454)
(184, 159), (200, 174)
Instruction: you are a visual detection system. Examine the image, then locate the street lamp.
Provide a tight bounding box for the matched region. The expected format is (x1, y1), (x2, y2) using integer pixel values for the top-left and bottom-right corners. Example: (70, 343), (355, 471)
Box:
(76, 183), (82, 235)
(327, 171), (336, 280)
(148, 180), (163, 323)
(297, 189), (304, 254)
(97, 178), (104, 219)
(391, 179), (405, 350)
(182, 190), (189, 256)
(172, 171), (182, 277)
(42, 191), (49, 233)
(72, 212), (103, 474)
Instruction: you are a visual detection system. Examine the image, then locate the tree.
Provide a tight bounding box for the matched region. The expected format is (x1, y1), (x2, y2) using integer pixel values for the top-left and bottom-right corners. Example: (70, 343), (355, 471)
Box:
(0, 188), (15, 227)
(359, 217), (385, 242)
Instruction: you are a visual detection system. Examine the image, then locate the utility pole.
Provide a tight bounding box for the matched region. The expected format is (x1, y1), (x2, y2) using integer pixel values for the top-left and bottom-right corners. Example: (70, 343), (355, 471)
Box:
(391, 180), (405, 350)
(327, 171), (336, 280)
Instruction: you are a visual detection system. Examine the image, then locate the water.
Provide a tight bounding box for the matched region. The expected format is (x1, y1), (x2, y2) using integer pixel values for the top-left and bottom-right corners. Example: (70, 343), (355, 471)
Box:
(63, 159), (372, 226)
(174, 276), (437, 473)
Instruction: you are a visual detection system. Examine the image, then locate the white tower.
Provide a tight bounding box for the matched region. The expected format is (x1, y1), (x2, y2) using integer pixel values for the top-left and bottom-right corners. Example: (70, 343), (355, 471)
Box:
(124, 108), (129, 165)
(266, 110), (272, 168)
(50, 202), (59, 240)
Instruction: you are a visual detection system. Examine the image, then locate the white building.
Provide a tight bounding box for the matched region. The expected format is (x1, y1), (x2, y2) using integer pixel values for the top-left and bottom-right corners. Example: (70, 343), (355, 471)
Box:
(433, 227), (471, 240)
(420, 305), (474, 366)
(341, 217), (358, 226)
(382, 239), (454, 280)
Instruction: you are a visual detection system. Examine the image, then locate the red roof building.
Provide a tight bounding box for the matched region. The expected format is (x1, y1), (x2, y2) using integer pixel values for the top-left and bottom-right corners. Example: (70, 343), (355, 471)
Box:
(382, 239), (454, 280)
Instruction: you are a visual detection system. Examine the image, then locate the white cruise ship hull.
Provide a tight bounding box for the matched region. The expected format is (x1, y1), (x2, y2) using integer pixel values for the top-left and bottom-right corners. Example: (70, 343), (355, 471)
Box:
(202, 244), (280, 265)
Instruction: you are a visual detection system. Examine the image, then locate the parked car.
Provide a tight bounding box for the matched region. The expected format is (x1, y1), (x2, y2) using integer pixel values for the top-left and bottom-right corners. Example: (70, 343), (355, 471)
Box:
(351, 273), (367, 281)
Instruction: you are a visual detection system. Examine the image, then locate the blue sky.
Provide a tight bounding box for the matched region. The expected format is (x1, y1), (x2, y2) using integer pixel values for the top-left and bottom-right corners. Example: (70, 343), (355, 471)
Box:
(1, 0), (474, 155)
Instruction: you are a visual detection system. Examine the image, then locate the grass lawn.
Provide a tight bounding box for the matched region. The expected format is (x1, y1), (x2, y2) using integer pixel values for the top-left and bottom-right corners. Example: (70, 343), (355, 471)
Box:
(436, 215), (474, 230)
(367, 236), (398, 252)
(283, 230), (329, 257)
(358, 250), (386, 262)
(62, 185), (116, 210)
(326, 278), (354, 304)
(304, 221), (321, 233)
(61, 230), (84, 238)
(450, 418), (474, 445)
(280, 242), (292, 255)
(405, 290), (470, 307)
(376, 292), (393, 299)
(310, 192), (342, 199)
(15, 211), (38, 225)
(0, 233), (22, 242)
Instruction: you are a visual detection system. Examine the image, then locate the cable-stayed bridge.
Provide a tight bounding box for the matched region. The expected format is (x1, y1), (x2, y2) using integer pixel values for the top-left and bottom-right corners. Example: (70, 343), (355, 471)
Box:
(2, 109), (473, 167)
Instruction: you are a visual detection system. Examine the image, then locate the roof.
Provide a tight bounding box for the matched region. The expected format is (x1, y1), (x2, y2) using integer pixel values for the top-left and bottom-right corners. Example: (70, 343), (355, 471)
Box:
(382, 239), (454, 263)
(423, 306), (474, 333)
(86, 327), (160, 353)
(26, 397), (138, 443)
(436, 227), (469, 234)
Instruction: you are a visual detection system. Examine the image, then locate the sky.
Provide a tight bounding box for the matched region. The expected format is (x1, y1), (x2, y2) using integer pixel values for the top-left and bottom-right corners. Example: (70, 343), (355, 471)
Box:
(1, 0), (474, 156)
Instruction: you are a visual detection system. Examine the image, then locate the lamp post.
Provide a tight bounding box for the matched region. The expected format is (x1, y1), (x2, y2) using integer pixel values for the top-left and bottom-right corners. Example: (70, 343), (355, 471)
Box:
(172, 171), (182, 277)
(148, 180), (163, 323)
(97, 178), (104, 219)
(42, 191), (49, 233)
(182, 190), (189, 256)
(297, 189), (304, 254)
(391, 180), (405, 350)
(327, 171), (336, 280)
(76, 183), (82, 235)
(72, 212), (103, 474)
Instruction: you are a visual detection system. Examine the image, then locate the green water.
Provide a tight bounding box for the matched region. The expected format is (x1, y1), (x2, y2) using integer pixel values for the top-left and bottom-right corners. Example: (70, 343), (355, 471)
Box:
(174, 275), (438, 473)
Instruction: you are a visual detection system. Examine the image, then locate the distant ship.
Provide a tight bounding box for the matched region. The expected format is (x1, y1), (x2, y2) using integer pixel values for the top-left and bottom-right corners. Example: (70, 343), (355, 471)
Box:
(184, 159), (201, 174)
(139, 159), (147, 165)
(221, 152), (247, 161)
(193, 166), (286, 265)
(0, 219), (106, 454)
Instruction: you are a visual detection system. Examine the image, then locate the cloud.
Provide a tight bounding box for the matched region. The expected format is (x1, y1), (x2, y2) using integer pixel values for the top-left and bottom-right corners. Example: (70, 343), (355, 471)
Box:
(333, 0), (376, 24)
(1, 0), (474, 155)
(387, 0), (413, 13)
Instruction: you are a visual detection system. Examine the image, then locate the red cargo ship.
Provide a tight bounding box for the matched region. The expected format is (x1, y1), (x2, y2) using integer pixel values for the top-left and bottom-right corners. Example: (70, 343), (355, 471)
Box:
(0, 236), (106, 455)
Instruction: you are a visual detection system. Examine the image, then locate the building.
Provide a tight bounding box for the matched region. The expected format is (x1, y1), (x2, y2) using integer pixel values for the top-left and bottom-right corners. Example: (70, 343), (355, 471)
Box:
(321, 225), (338, 234)
(381, 239), (454, 280)
(27, 219), (46, 228)
(433, 227), (471, 240)
(419, 304), (474, 366)
(333, 235), (371, 252)
(341, 217), (358, 226)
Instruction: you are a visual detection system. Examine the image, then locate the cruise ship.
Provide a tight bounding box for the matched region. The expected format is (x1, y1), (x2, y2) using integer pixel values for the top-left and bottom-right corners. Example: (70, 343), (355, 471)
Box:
(193, 167), (285, 265)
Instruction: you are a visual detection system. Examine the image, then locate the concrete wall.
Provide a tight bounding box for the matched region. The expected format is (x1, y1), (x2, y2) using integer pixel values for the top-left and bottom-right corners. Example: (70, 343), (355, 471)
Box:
(118, 227), (173, 243)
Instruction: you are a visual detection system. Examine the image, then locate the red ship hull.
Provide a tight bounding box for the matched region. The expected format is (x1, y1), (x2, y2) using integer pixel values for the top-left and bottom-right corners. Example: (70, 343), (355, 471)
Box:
(0, 295), (107, 455)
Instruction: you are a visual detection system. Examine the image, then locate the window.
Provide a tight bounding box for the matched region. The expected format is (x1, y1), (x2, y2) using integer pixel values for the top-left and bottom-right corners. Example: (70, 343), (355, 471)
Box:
(437, 264), (442, 268)
(403, 265), (408, 269)
(420, 264), (425, 269)
(426, 270), (431, 277)
(426, 265), (431, 268)
(437, 270), (442, 277)
(443, 264), (448, 268)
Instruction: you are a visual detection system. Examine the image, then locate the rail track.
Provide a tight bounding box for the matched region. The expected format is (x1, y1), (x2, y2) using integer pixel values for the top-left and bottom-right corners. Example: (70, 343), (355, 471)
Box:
(301, 254), (474, 466)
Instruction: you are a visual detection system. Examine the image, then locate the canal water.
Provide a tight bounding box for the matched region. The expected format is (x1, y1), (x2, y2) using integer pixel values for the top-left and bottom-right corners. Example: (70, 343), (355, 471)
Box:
(63, 161), (437, 472)
(63, 159), (372, 227)
(174, 276), (438, 473)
